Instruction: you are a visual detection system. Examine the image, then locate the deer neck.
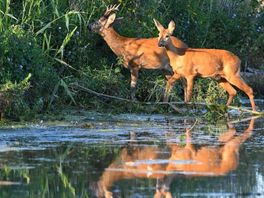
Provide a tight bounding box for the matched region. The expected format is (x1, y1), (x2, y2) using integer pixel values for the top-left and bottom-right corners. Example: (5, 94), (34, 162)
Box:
(165, 42), (182, 58)
(101, 27), (125, 56)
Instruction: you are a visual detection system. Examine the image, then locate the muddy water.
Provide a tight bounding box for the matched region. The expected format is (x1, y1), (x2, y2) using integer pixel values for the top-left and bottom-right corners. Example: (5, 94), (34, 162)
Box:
(0, 113), (264, 197)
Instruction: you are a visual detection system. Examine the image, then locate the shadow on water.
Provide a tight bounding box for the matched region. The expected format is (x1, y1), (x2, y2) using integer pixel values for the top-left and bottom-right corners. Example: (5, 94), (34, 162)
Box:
(0, 114), (263, 197)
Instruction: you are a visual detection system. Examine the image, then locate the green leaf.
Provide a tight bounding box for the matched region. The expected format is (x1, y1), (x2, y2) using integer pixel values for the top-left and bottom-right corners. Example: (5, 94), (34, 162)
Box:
(54, 58), (78, 72)
(60, 79), (76, 105)
(49, 80), (60, 107)
(114, 67), (121, 74)
(36, 22), (52, 35)
(5, 13), (18, 21)
(65, 14), (69, 31)
(56, 26), (77, 58)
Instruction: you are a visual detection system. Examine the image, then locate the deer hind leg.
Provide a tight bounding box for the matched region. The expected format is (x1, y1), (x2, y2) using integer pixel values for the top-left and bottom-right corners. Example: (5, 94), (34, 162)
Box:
(228, 76), (256, 111)
(185, 76), (195, 103)
(130, 68), (139, 100)
(218, 78), (237, 106)
(163, 73), (181, 102)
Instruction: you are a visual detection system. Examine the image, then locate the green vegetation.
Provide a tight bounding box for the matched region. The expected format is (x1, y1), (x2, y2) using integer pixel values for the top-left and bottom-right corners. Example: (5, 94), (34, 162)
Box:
(0, 0), (263, 120)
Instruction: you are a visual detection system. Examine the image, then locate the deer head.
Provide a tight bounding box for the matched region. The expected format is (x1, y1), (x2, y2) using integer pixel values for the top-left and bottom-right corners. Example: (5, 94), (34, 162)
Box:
(88, 4), (121, 34)
(153, 19), (176, 47)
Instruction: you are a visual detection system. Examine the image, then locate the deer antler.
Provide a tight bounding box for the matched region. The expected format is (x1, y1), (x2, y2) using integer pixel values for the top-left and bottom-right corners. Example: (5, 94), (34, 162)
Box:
(103, 4), (120, 17)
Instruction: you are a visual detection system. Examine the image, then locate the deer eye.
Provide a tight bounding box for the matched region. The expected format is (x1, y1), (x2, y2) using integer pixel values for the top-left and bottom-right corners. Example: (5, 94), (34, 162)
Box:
(165, 35), (169, 38)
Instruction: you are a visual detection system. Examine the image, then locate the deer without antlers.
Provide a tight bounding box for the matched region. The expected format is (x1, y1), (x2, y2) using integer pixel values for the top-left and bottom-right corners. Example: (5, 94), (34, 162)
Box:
(88, 5), (187, 100)
(153, 19), (257, 112)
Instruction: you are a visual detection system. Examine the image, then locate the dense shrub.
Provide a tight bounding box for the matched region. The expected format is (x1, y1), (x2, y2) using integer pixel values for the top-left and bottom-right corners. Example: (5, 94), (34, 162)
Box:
(0, 25), (59, 119)
(0, 74), (31, 120)
(0, 0), (263, 119)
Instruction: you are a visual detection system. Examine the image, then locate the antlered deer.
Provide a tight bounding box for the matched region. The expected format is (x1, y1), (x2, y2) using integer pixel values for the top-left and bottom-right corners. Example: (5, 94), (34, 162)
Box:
(88, 5), (187, 100)
(153, 19), (257, 112)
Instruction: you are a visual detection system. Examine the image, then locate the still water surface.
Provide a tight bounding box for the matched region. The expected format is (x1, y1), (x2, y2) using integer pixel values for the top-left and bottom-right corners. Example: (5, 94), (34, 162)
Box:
(0, 112), (263, 197)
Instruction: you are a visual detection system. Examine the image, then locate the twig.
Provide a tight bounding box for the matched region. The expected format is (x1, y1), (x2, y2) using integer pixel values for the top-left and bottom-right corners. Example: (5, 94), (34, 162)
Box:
(70, 83), (183, 113)
(167, 103), (184, 114)
(71, 83), (264, 115)
(228, 105), (264, 116)
(71, 83), (133, 103)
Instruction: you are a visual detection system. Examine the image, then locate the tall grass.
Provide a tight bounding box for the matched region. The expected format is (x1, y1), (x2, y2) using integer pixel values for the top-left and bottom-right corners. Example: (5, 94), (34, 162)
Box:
(0, 0), (263, 119)
(0, 0), (86, 112)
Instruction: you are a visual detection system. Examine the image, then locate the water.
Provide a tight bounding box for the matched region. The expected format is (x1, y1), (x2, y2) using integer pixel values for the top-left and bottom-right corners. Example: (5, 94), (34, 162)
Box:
(0, 112), (264, 198)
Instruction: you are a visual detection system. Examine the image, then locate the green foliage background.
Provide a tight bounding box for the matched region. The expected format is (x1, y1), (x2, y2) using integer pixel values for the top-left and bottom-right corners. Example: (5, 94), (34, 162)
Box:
(0, 0), (263, 119)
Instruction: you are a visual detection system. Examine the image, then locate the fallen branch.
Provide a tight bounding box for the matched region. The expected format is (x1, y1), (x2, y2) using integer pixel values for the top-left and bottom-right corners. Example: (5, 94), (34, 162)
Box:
(70, 83), (132, 103)
(167, 103), (184, 114)
(70, 83), (184, 113)
(228, 106), (264, 116)
(71, 83), (264, 116)
(71, 84), (198, 106)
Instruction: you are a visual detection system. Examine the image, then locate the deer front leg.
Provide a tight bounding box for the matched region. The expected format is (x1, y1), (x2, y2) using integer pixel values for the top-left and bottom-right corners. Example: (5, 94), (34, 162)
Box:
(180, 78), (187, 102)
(163, 73), (181, 102)
(163, 64), (174, 80)
(185, 76), (195, 103)
(130, 68), (139, 100)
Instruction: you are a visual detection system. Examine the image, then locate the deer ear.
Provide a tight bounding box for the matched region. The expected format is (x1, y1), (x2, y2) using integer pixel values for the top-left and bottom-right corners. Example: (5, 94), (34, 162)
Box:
(153, 18), (164, 32)
(168, 20), (176, 35)
(105, 13), (116, 28)
(115, 17), (124, 24)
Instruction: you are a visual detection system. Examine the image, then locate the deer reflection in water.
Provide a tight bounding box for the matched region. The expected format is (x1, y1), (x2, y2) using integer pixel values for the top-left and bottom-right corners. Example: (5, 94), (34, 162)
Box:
(95, 118), (255, 198)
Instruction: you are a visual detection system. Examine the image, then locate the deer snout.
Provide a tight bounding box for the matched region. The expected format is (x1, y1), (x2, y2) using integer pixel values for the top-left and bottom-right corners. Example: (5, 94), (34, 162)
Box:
(158, 40), (166, 48)
(88, 23), (93, 31)
(88, 21), (100, 32)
